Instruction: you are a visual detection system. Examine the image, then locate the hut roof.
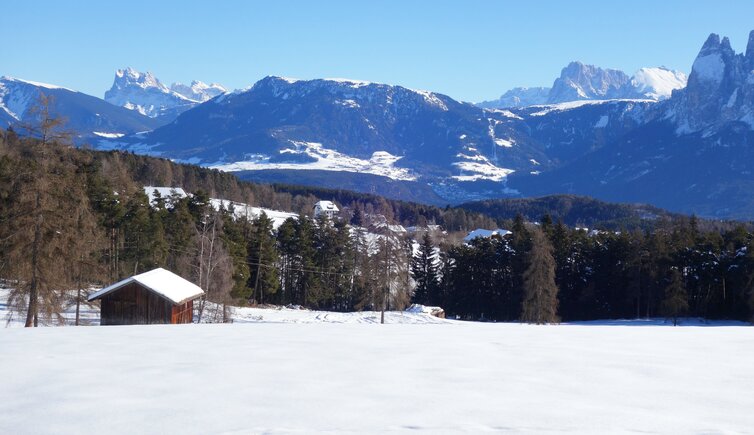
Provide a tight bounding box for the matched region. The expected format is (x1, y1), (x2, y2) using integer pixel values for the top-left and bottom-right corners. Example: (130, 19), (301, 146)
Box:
(314, 200), (339, 212)
(88, 268), (204, 305)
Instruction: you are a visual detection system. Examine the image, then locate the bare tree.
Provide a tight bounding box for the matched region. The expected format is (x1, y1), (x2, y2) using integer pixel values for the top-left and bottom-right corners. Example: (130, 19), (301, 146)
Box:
(1, 97), (98, 326)
(195, 211), (234, 322)
(16, 93), (73, 147)
(375, 233), (412, 323)
(520, 226), (560, 324)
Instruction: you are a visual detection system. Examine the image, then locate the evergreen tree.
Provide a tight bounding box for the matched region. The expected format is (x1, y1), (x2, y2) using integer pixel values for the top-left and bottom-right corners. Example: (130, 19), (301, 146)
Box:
(247, 212), (279, 304)
(85, 168), (125, 281)
(350, 206), (365, 227)
(276, 218), (299, 305)
(520, 227), (560, 324)
(661, 268), (688, 326)
(121, 191), (158, 275)
(411, 233), (438, 305)
(164, 197), (196, 277)
(296, 215), (319, 307)
(222, 211), (251, 301)
(308, 214), (338, 309)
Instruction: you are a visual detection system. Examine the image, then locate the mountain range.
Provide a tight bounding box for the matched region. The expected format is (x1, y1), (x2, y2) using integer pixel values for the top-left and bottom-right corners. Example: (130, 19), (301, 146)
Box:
(2, 30), (754, 219)
(477, 63), (688, 108)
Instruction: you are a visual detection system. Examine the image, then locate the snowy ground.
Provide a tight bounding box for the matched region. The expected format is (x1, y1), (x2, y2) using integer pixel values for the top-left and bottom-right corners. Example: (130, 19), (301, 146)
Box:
(0, 287), (444, 327)
(2, 321), (754, 434)
(0, 288), (100, 327)
(226, 304), (448, 324)
(2, 287), (754, 434)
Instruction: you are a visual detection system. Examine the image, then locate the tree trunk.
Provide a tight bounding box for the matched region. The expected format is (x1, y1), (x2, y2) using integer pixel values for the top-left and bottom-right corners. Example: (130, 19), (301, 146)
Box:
(75, 288), (81, 326)
(254, 239), (262, 305)
(24, 193), (42, 328)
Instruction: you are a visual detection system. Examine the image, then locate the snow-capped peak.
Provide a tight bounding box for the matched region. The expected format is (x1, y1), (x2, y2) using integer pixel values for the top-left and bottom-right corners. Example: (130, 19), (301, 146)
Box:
(547, 61), (632, 103)
(113, 67), (171, 94)
(0, 76), (78, 122)
(668, 31), (754, 135)
(170, 80), (227, 102)
(105, 67), (225, 119)
(630, 67), (687, 100)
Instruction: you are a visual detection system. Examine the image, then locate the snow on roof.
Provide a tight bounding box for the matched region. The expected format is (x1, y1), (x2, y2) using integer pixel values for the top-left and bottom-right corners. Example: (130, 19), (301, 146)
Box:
(88, 268), (204, 305)
(314, 200), (339, 212)
(463, 228), (512, 242)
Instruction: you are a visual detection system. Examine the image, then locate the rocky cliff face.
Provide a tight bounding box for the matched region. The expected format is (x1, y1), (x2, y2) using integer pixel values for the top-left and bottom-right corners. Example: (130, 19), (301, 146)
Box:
(667, 31), (754, 134)
(510, 31), (754, 219)
(481, 63), (687, 109)
(548, 61), (633, 103)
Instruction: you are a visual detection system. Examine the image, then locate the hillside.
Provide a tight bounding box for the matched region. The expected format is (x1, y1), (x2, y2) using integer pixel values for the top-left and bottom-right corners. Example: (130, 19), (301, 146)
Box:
(459, 195), (680, 230)
(0, 77), (160, 140)
(5, 129), (754, 326)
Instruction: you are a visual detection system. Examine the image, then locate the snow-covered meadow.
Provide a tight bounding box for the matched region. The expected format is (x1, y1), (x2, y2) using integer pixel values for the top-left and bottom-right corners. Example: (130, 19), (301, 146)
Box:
(2, 306), (754, 434)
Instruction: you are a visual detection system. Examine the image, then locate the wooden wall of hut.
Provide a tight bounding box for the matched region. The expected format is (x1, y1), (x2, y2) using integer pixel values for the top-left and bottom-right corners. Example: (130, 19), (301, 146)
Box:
(100, 282), (175, 325)
(171, 300), (193, 324)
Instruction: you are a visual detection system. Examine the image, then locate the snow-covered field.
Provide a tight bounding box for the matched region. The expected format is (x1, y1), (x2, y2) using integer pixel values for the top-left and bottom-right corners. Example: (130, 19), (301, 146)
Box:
(2, 287), (754, 434)
(2, 321), (754, 434)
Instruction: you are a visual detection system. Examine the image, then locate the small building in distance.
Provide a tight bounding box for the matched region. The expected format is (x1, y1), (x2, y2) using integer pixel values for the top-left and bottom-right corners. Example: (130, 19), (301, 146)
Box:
(406, 304), (446, 319)
(313, 200), (339, 219)
(88, 268), (204, 325)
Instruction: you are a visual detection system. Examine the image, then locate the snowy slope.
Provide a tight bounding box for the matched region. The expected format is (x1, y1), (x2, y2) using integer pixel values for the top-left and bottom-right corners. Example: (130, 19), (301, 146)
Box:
(208, 198), (298, 230)
(210, 144), (418, 181)
(1, 320), (753, 434)
(0, 76), (159, 137)
(631, 67), (687, 100)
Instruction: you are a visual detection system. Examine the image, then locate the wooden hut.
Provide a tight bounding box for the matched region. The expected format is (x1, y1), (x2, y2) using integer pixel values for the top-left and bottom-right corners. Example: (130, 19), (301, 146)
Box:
(88, 268), (204, 325)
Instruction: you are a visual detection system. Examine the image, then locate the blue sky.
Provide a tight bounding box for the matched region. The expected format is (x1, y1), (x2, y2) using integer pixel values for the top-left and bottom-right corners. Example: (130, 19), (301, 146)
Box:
(3, 0), (754, 102)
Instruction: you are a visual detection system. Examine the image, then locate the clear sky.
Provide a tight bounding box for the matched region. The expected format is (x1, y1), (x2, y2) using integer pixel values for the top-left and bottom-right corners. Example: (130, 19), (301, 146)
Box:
(3, 0), (754, 103)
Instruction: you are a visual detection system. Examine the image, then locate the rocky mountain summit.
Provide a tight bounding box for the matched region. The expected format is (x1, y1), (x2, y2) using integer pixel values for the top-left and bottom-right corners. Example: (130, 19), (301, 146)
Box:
(480, 62), (687, 108)
(104, 67), (225, 121)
